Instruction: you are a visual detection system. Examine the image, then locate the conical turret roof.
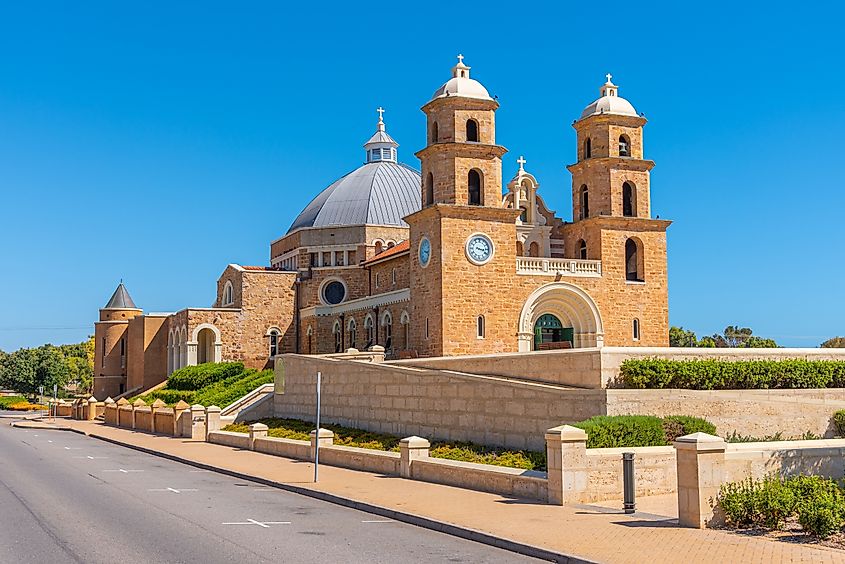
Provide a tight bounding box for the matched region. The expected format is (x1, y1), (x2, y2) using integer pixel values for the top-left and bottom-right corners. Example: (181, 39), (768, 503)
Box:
(104, 282), (138, 309)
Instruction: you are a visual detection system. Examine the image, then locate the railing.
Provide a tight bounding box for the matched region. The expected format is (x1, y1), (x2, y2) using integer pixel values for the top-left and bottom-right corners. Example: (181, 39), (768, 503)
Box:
(516, 257), (602, 277)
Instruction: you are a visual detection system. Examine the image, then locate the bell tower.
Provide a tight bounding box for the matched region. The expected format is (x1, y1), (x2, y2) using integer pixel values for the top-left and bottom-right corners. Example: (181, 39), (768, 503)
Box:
(568, 74), (654, 221)
(406, 56), (519, 357)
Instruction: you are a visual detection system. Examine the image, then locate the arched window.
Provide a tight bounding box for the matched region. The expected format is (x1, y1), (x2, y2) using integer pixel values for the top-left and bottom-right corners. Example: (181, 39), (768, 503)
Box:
(375, 273), (380, 288)
(374, 240), (384, 255)
(347, 318), (357, 349)
(391, 268), (397, 285)
(468, 169), (482, 206)
(578, 239), (587, 260)
(430, 121), (438, 144)
(476, 315), (485, 339)
(633, 318), (641, 341)
(584, 137), (592, 159)
(466, 119), (479, 142)
(579, 185), (589, 219)
(518, 206), (528, 222)
(425, 173), (434, 206)
(625, 238), (645, 282)
(364, 315), (374, 348)
(382, 311), (393, 350)
(222, 281), (234, 306)
(516, 241), (524, 256)
(623, 182), (636, 217)
(400, 311), (410, 350)
(306, 326), (313, 355)
(333, 321), (342, 353)
(619, 135), (630, 157)
(425, 317), (430, 340)
(529, 242), (540, 257)
(268, 328), (280, 357)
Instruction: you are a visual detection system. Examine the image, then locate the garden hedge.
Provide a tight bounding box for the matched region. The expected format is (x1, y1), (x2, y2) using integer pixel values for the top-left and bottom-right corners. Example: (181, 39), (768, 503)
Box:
(619, 358), (845, 390)
(165, 362), (245, 391)
(572, 414), (716, 448)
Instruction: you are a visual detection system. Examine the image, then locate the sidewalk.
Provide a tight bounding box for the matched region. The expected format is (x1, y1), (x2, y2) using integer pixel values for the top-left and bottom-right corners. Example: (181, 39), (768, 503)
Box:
(23, 419), (844, 563)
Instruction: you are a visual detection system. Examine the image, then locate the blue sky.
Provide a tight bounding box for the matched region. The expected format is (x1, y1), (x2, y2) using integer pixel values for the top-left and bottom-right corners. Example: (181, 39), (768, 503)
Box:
(1, 1), (843, 351)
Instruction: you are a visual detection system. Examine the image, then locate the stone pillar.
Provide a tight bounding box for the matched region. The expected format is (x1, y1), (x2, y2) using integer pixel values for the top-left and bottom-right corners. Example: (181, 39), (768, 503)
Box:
(131, 399), (146, 429)
(204, 405), (222, 442)
(310, 428), (334, 461)
(674, 432), (727, 528)
(399, 436), (430, 479)
(173, 400), (190, 437)
(150, 399), (165, 434)
(249, 423), (268, 450)
(545, 425), (588, 506)
(190, 404), (206, 440)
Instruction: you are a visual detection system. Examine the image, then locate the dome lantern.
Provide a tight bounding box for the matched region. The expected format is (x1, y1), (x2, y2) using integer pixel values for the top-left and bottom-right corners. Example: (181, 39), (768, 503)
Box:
(363, 107), (399, 163)
(579, 73), (639, 120)
(429, 54), (494, 102)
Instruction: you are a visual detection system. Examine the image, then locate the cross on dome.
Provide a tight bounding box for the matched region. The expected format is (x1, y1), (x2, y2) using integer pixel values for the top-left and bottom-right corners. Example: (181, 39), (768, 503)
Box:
(457, 54), (464, 64)
(452, 53), (471, 79)
(605, 73), (613, 84)
(376, 106), (385, 131)
(600, 72), (619, 97)
(517, 156), (526, 171)
(364, 107), (398, 163)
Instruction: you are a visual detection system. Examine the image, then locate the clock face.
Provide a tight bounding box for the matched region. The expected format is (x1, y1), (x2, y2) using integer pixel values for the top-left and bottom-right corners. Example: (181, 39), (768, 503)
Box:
(419, 237), (431, 267)
(465, 234), (493, 265)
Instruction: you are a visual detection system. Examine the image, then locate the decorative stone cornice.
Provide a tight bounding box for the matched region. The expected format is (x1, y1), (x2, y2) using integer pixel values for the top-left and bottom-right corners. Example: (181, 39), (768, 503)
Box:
(300, 288), (410, 319)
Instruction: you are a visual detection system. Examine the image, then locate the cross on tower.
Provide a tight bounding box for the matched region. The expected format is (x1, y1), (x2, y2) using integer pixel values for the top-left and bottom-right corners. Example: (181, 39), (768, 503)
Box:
(517, 156), (526, 170)
(606, 73), (613, 83)
(376, 107), (385, 122)
(457, 54), (464, 64)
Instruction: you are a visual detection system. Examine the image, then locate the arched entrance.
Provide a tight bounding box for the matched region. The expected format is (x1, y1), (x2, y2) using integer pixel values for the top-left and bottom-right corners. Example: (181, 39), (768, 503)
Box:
(518, 282), (604, 351)
(197, 328), (215, 364)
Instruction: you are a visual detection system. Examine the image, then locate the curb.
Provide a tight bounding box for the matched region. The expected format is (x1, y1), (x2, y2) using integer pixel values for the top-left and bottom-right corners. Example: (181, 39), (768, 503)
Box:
(70, 427), (594, 563)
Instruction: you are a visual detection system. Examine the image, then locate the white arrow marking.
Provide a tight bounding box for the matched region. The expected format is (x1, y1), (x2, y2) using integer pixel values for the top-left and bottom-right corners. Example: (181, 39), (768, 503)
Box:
(221, 520), (291, 527)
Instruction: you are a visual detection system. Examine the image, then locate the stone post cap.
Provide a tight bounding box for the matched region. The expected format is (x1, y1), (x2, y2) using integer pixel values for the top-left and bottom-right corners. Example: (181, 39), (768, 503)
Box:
(345, 347), (360, 354)
(173, 400), (191, 410)
(88, 396), (98, 403)
(399, 436), (430, 448)
(116, 397), (130, 406)
(674, 432), (727, 452)
(369, 345), (385, 352)
(205, 405), (222, 414)
(132, 398), (147, 407)
(309, 428), (334, 439)
(249, 423), (269, 432)
(150, 399), (166, 408)
(104, 397), (115, 404)
(190, 404), (205, 411)
(545, 424), (588, 442)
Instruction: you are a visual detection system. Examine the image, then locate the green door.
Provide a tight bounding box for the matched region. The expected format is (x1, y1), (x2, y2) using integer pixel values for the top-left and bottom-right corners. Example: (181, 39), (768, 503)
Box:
(533, 314), (575, 349)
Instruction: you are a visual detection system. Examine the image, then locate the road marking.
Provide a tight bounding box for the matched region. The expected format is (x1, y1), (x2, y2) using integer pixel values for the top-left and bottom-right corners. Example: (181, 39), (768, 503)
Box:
(361, 520), (395, 523)
(147, 488), (199, 494)
(47, 440), (53, 443)
(222, 519), (291, 527)
(63, 446), (81, 450)
(189, 470), (211, 473)
(103, 469), (144, 473)
(73, 455), (108, 460)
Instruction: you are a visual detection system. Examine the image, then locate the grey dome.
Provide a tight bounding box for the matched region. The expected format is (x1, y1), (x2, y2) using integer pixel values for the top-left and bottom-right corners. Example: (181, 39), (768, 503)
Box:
(287, 161), (421, 233)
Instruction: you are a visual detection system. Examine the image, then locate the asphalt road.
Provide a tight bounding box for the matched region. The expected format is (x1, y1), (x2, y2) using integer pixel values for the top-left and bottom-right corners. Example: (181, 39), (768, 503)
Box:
(0, 421), (540, 563)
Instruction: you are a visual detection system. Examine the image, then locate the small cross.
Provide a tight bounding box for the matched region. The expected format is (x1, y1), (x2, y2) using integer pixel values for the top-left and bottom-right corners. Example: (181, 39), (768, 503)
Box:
(457, 54), (464, 64)
(376, 107), (384, 122)
(606, 73), (613, 83)
(517, 156), (526, 169)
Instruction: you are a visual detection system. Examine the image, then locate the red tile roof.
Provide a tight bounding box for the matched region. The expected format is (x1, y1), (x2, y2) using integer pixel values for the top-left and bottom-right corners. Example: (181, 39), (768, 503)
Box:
(362, 240), (410, 265)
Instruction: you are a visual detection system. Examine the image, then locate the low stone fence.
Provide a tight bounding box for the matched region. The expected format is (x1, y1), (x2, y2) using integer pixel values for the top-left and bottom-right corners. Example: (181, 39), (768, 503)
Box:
(75, 396), (210, 439)
(673, 433), (845, 528)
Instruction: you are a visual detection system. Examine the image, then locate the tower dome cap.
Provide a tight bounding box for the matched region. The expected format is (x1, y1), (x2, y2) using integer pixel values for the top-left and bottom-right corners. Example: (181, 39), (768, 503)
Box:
(579, 74), (638, 120)
(430, 55), (493, 102)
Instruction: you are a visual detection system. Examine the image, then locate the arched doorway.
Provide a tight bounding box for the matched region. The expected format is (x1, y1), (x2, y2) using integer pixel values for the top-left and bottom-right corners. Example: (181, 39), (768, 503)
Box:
(518, 282), (604, 351)
(533, 314), (574, 350)
(197, 328), (215, 364)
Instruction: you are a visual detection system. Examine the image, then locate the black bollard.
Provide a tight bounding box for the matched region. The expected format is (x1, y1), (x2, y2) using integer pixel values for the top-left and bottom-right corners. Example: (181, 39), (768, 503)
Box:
(623, 452), (636, 514)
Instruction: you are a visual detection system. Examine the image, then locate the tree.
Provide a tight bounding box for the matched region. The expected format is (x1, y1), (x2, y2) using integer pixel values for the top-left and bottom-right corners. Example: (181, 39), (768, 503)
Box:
(0, 344), (73, 396)
(703, 326), (778, 348)
(821, 337), (845, 348)
(669, 326), (698, 347)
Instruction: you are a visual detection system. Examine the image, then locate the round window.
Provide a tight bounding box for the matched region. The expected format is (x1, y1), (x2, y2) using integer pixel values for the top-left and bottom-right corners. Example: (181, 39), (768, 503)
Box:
(323, 280), (346, 305)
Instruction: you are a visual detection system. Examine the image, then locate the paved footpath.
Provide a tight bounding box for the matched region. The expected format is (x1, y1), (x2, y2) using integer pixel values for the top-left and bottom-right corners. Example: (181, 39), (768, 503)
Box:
(16, 418), (845, 564)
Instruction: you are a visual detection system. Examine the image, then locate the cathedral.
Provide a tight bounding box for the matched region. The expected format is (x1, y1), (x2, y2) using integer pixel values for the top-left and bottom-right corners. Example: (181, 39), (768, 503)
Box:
(93, 57), (671, 399)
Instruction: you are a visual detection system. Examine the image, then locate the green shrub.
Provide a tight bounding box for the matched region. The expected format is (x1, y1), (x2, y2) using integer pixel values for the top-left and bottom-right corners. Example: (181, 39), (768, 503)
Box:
(571, 415), (715, 448)
(619, 358), (845, 390)
(141, 389), (195, 405)
(834, 410), (845, 436)
(0, 395), (27, 409)
(573, 415), (667, 448)
(717, 474), (845, 538)
(193, 369), (273, 408)
(166, 362), (245, 391)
